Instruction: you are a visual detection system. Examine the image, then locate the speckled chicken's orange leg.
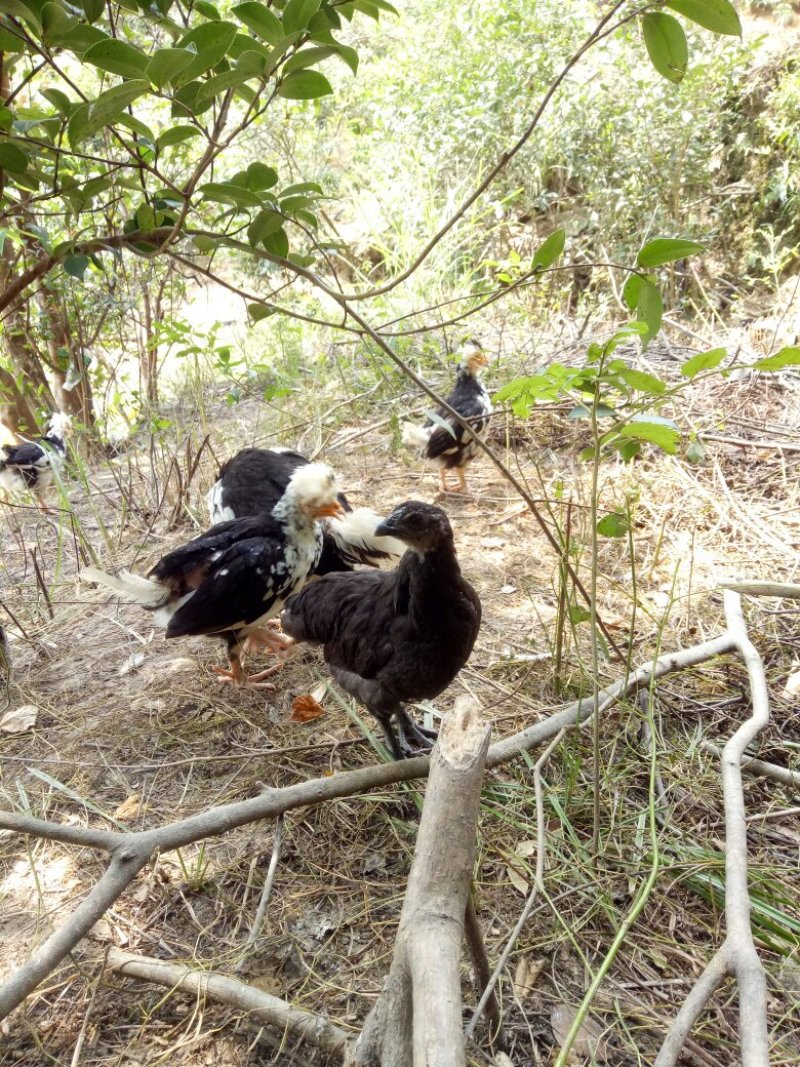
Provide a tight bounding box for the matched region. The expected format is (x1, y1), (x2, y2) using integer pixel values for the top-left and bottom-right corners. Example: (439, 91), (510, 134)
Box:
(243, 626), (295, 656)
(454, 466), (469, 494)
(438, 468), (449, 494)
(212, 644), (281, 689)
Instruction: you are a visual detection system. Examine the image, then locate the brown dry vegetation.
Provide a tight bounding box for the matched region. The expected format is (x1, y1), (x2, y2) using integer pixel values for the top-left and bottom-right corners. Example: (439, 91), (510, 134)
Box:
(1, 331), (800, 1066)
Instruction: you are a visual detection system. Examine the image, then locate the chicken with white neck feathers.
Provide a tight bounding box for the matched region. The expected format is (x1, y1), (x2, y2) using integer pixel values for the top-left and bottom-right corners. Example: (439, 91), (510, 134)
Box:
(82, 462), (343, 686)
(0, 412), (71, 509)
(402, 339), (492, 495)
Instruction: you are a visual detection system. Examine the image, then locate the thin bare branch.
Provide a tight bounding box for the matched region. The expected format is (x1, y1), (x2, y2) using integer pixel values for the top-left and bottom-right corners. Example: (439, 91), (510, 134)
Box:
(655, 591), (770, 1067)
(105, 948), (350, 1057)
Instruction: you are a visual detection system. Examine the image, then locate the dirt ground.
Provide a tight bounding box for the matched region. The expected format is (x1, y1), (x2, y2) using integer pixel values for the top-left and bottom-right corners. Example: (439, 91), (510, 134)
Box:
(1, 345), (800, 1065)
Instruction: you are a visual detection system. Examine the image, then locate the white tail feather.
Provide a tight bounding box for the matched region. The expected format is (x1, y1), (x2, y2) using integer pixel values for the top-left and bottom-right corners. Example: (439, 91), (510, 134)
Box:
(81, 566), (170, 608)
(329, 507), (405, 566)
(401, 421), (432, 450)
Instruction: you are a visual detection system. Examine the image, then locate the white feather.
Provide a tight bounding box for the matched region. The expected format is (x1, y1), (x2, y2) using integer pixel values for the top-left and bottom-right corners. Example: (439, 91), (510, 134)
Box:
(46, 412), (71, 442)
(329, 508), (405, 564)
(207, 480), (235, 524)
(80, 566), (170, 609)
(401, 422), (432, 450)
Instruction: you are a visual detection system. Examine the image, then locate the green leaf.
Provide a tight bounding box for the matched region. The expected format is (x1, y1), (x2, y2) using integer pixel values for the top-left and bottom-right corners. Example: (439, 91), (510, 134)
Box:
(192, 235), (218, 253)
(0, 27), (25, 51)
(752, 346), (800, 371)
(146, 48), (195, 89)
(232, 2), (284, 43)
(156, 125), (201, 150)
(49, 23), (108, 54)
(665, 0), (741, 36)
(174, 21), (238, 83)
(617, 368), (666, 395)
(532, 228), (566, 271)
(41, 2), (78, 42)
(277, 70), (333, 99)
(680, 347), (727, 378)
(637, 237), (703, 268)
(248, 208), (285, 245)
(622, 273), (641, 312)
(284, 45), (337, 73)
(597, 512), (629, 538)
(41, 87), (72, 114)
(194, 0), (220, 18)
(200, 181), (264, 208)
(636, 279), (663, 342)
(0, 0), (41, 31)
(642, 12), (688, 84)
(568, 604), (591, 625)
(171, 81), (215, 118)
(63, 253), (89, 279)
(81, 0), (103, 21)
(249, 302), (277, 321)
(280, 181), (323, 196)
(618, 417), (680, 454)
(263, 227), (289, 257)
(68, 80), (149, 146)
(245, 162), (279, 190)
(84, 39), (149, 80)
(0, 141), (28, 173)
(282, 0), (321, 34)
(235, 49), (268, 76)
(196, 67), (254, 104)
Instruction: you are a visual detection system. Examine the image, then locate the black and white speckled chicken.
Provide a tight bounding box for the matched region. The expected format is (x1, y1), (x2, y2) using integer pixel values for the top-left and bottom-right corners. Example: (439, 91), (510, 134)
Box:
(281, 501), (481, 759)
(402, 340), (492, 494)
(0, 413), (70, 509)
(207, 445), (405, 572)
(82, 463), (343, 687)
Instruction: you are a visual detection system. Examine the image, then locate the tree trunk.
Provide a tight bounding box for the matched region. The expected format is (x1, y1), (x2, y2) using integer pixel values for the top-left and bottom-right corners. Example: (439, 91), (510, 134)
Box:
(0, 362), (38, 435)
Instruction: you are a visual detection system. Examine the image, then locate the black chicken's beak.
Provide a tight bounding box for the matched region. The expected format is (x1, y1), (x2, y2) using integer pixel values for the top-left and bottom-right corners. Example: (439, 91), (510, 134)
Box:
(375, 516), (398, 539)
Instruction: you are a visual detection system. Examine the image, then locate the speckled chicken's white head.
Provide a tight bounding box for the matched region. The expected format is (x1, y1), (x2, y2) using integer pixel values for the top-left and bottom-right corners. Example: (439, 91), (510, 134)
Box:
(274, 462), (344, 525)
(46, 412), (72, 441)
(459, 339), (488, 377)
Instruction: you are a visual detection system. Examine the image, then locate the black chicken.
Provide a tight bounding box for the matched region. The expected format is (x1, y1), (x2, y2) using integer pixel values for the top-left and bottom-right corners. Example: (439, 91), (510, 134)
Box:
(0, 413), (70, 509)
(207, 446), (404, 572)
(82, 462), (343, 686)
(402, 340), (492, 494)
(281, 501), (481, 758)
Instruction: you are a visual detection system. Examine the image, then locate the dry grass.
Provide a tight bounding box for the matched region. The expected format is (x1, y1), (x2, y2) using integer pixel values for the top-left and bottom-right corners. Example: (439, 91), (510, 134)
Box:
(1, 341), (800, 1066)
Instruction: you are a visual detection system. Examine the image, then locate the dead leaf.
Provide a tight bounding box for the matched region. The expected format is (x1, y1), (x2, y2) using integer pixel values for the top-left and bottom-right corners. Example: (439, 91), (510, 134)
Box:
(782, 669), (800, 699)
(505, 840), (536, 896)
(114, 793), (144, 820)
(0, 703), (38, 733)
(551, 1003), (609, 1063)
(494, 1055), (514, 1067)
(500, 584), (517, 595)
(291, 694), (326, 723)
(513, 955), (544, 1000)
(310, 681), (327, 702)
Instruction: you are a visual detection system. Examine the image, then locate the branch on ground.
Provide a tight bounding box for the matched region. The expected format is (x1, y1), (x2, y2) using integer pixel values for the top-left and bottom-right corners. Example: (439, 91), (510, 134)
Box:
(655, 590), (770, 1067)
(352, 696), (491, 1067)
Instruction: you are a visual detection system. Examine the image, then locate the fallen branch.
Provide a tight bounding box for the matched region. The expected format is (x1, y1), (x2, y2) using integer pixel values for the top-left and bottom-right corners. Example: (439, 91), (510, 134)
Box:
(722, 580), (800, 599)
(352, 696), (491, 1067)
(655, 591), (770, 1067)
(105, 948), (349, 1057)
(0, 628), (737, 1021)
(699, 741), (800, 791)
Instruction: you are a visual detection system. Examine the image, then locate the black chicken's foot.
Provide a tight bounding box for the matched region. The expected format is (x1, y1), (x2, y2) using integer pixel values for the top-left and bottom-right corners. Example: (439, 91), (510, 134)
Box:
(394, 708), (437, 755)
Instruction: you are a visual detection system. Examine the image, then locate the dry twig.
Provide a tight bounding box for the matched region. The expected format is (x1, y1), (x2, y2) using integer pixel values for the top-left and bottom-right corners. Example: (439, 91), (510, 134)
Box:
(654, 590), (770, 1067)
